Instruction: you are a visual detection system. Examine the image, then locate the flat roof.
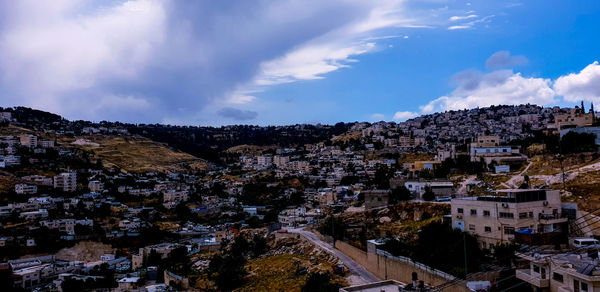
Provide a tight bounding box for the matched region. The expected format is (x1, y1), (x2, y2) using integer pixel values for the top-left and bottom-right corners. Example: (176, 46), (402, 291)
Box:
(340, 280), (405, 292)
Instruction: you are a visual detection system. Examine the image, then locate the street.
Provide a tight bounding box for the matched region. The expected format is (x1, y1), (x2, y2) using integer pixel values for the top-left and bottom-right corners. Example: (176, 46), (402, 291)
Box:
(288, 228), (380, 285)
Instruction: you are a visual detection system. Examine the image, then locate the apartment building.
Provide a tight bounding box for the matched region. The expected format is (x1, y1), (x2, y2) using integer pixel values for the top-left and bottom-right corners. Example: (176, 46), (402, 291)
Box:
(403, 180), (454, 199)
(37, 140), (54, 148)
(516, 251), (600, 292)
(273, 155), (290, 167)
(15, 184), (38, 195)
(0, 112), (11, 121)
(54, 172), (77, 192)
(40, 219), (93, 235)
(132, 243), (183, 270)
(554, 107), (594, 130)
(88, 180), (104, 192)
(363, 190), (390, 210)
(451, 189), (567, 249)
(19, 135), (38, 148)
(163, 190), (189, 203)
(257, 155), (273, 167)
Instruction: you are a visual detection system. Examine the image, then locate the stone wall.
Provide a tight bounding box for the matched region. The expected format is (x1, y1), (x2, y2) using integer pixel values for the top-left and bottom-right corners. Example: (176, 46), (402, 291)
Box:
(334, 240), (473, 292)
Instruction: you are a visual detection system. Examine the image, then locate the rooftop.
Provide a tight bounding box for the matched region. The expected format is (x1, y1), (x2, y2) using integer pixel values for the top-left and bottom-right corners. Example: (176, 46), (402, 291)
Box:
(340, 280), (405, 292)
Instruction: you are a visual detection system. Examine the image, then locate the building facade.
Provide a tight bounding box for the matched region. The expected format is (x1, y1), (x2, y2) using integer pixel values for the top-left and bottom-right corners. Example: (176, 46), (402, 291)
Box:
(451, 189), (567, 250)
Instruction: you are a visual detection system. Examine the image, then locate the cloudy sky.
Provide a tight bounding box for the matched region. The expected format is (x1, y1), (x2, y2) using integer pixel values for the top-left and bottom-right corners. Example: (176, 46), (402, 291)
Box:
(1, 0), (600, 125)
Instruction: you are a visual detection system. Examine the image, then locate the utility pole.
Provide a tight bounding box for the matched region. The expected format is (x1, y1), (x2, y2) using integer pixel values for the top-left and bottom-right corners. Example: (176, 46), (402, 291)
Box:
(557, 154), (566, 191)
(331, 215), (335, 245)
(463, 232), (468, 276)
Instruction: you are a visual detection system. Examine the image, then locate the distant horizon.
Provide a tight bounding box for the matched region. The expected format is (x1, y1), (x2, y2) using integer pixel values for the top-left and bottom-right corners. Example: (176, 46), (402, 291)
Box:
(1, 1), (599, 125)
(1, 102), (590, 128)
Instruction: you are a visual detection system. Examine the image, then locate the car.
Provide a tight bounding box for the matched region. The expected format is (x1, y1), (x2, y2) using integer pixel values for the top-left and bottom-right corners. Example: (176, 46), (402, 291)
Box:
(435, 196), (452, 202)
(573, 238), (600, 248)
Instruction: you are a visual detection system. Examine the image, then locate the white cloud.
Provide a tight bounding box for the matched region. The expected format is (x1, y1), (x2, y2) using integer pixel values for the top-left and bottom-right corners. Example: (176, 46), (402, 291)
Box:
(420, 70), (556, 113)
(554, 61), (600, 103)
(225, 92), (257, 104)
(371, 113), (385, 120)
(485, 51), (528, 69)
(449, 14), (478, 21)
(393, 111), (419, 121)
(447, 14), (494, 30)
(448, 25), (470, 30)
(0, 0), (502, 124)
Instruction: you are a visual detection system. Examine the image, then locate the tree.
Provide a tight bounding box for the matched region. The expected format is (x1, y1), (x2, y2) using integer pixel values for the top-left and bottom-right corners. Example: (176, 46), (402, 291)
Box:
(62, 279), (86, 292)
(318, 216), (345, 241)
(373, 165), (392, 189)
(145, 249), (162, 267)
(301, 272), (340, 292)
(560, 132), (597, 154)
(413, 222), (483, 277)
(175, 203), (192, 221)
(165, 247), (191, 274)
(209, 253), (247, 291)
(250, 234), (267, 258)
(390, 186), (412, 204)
(422, 186), (435, 201)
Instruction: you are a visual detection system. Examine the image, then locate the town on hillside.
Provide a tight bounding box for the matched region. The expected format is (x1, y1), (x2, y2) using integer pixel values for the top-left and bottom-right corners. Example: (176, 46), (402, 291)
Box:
(1, 103), (600, 291)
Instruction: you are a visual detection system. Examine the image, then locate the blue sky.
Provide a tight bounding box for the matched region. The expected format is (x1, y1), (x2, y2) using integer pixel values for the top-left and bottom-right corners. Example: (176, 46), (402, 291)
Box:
(1, 1), (600, 125)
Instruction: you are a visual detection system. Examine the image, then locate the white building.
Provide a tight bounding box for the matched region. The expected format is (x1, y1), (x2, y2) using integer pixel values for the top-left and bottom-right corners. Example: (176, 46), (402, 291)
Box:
(163, 190), (189, 203)
(15, 184), (38, 195)
(451, 189), (567, 250)
(54, 172), (77, 192)
(88, 180), (104, 192)
(19, 135), (38, 148)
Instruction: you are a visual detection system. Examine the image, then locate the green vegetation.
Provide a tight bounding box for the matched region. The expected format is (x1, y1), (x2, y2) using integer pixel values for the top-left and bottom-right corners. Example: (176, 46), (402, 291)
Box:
(380, 222), (484, 277)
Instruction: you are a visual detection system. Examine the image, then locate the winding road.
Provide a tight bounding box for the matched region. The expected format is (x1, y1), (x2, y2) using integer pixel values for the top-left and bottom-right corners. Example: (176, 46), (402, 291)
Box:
(288, 228), (380, 285)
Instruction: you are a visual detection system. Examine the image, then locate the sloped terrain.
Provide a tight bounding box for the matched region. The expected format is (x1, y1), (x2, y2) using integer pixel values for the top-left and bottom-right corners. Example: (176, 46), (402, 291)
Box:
(63, 136), (209, 173)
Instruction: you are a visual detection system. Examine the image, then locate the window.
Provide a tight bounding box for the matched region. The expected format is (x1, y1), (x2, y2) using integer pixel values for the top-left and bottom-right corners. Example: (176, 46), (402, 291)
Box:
(483, 210), (490, 217)
(503, 226), (515, 235)
(471, 209), (477, 215)
(519, 212), (528, 219)
(581, 282), (588, 292)
(574, 279), (580, 292)
(499, 212), (514, 219)
(553, 272), (563, 283)
(484, 226), (491, 232)
(529, 211), (533, 218)
(469, 224), (476, 231)
(533, 265), (540, 273)
(457, 208), (464, 214)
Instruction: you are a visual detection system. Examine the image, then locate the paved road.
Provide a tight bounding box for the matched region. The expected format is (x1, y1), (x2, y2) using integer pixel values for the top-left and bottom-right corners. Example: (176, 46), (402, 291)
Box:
(289, 228), (380, 285)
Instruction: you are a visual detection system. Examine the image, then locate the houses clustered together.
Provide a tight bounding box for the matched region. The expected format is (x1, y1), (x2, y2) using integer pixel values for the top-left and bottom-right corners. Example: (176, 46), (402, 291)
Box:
(0, 103), (599, 291)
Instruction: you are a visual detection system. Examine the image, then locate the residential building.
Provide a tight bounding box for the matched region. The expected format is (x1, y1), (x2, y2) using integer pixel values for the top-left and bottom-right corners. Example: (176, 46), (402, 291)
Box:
(516, 250), (600, 292)
(363, 190), (390, 210)
(451, 189), (567, 249)
(257, 155), (273, 167)
(554, 107), (594, 130)
(19, 135), (38, 148)
(403, 180), (454, 199)
(54, 172), (77, 192)
(39, 219), (93, 235)
(163, 190), (189, 203)
(15, 184), (38, 195)
(88, 180), (104, 192)
(37, 140), (54, 148)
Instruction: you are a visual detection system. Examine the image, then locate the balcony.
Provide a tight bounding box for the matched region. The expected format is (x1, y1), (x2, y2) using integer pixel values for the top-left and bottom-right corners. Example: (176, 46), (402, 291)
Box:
(516, 269), (549, 288)
(514, 230), (568, 245)
(538, 213), (569, 224)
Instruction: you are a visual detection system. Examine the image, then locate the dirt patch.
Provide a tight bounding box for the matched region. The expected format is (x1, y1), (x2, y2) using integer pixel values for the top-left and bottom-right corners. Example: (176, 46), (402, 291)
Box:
(55, 241), (115, 262)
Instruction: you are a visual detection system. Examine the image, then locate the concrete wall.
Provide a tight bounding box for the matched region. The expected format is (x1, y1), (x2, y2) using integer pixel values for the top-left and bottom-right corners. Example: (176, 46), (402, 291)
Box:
(334, 240), (473, 292)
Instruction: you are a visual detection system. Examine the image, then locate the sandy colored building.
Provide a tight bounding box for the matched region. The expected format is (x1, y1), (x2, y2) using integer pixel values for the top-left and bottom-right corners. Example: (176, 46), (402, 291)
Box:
(451, 189), (567, 250)
(516, 251), (600, 292)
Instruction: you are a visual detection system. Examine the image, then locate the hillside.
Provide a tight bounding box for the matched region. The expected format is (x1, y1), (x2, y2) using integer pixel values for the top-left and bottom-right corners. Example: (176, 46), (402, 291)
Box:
(61, 136), (209, 173)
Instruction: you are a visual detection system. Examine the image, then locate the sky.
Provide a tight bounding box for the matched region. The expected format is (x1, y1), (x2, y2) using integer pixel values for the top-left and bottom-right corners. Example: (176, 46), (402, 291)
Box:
(1, 0), (600, 126)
